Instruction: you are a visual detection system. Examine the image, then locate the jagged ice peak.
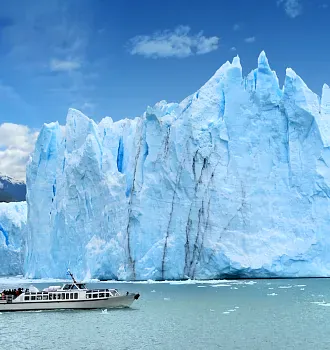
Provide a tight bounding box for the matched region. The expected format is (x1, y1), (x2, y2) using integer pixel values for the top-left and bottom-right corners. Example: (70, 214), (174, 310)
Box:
(3, 51), (330, 281)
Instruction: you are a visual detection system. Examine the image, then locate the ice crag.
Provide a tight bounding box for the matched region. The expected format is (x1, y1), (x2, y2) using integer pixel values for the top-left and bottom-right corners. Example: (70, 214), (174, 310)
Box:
(0, 202), (27, 276)
(24, 52), (330, 280)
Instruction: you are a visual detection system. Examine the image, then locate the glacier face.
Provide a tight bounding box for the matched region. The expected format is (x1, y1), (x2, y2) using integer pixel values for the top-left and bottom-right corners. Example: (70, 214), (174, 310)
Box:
(24, 52), (330, 280)
(0, 202), (26, 276)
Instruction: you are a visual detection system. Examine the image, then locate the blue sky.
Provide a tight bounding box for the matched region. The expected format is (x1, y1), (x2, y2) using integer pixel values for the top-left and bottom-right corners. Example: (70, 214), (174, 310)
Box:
(0, 0), (329, 127)
(0, 0), (329, 179)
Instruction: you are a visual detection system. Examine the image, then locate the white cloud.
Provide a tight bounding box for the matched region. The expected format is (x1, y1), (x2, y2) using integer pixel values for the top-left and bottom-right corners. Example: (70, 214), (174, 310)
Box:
(233, 24), (240, 31)
(128, 25), (219, 58)
(230, 47), (237, 51)
(78, 102), (96, 115)
(81, 102), (95, 110)
(50, 59), (81, 72)
(244, 37), (256, 43)
(277, 0), (303, 18)
(0, 123), (39, 181)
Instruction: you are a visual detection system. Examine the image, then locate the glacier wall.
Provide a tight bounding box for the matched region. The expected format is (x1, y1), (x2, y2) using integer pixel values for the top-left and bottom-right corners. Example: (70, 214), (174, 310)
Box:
(25, 52), (330, 280)
(0, 202), (26, 276)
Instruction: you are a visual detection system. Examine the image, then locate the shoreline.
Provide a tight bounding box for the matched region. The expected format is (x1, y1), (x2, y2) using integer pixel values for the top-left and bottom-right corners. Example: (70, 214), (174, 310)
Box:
(0, 275), (328, 285)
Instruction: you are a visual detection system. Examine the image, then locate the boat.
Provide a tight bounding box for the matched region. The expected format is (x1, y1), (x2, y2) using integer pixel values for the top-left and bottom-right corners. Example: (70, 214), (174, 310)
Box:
(0, 271), (140, 312)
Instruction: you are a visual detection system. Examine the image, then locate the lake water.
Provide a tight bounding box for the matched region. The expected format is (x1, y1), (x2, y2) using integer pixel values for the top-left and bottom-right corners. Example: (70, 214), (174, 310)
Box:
(0, 278), (330, 349)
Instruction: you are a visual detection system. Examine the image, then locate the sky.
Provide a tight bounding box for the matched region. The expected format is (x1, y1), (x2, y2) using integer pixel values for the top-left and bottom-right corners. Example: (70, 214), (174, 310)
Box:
(0, 0), (329, 180)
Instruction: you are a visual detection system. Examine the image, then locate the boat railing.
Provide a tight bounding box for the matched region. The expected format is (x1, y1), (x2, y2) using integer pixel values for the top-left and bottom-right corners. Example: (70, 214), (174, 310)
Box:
(86, 288), (118, 293)
(85, 288), (120, 299)
(0, 288), (121, 303)
(0, 295), (15, 304)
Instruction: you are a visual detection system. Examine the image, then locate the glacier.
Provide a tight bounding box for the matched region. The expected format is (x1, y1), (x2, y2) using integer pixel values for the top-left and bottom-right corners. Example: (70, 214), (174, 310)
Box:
(4, 51), (330, 281)
(0, 202), (26, 276)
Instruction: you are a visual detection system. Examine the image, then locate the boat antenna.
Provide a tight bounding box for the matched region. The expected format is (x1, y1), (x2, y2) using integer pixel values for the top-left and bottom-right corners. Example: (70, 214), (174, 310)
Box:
(67, 269), (77, 283)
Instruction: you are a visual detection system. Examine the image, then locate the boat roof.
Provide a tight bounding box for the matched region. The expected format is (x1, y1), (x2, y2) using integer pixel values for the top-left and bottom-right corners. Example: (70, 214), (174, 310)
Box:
(61, 283), (87, 290)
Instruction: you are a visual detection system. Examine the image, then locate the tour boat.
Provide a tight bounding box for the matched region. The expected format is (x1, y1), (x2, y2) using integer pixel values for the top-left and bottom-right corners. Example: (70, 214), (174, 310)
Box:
(0, 272), (140, 312)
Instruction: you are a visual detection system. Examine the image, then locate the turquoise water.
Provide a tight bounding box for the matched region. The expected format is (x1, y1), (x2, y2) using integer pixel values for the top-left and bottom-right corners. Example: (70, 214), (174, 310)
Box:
(0, 278), (330, 349)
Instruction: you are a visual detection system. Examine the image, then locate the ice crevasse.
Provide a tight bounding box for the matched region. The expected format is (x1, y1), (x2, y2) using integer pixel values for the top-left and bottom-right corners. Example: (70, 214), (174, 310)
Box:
(17, 51), (330, 280)
(0, 202), (26, 276)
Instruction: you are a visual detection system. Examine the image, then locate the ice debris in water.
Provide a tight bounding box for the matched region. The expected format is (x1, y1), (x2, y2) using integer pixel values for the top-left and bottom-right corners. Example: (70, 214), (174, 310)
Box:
(267, 293), (278, 296)
(101, 309), (108, 314)
(311, 301), (330, 306)
(278, 286), (292, 289)
(5, 52), (330, 281)
(164, 298), (170, 301)
(151, 290), (156, 293)
(211, 284), (231, 288)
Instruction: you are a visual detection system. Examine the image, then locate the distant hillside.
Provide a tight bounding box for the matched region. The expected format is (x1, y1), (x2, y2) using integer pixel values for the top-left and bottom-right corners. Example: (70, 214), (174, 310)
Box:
(0, 175), (26, 202)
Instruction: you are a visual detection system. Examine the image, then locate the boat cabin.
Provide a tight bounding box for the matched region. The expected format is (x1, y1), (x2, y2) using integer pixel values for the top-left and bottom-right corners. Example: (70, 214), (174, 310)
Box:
(62, 283), (87, 290)
(20, 286), (120, 303)
(23, 291), (80, 301)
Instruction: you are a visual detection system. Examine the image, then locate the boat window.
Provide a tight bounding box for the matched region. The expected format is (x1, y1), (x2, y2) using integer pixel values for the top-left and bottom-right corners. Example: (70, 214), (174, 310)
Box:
(53, 294), (57, 300)
(57, 294), (61, 300)
(71, 285), (78, 289)
(74, 293), (78, 299)
(49, 294), (53, 300)
(31, 295), (36, 300)
(24, 296), (29, 301)
(99, 293), (104, 298)
(65, 293), (69, 300)
(93, 294), (98, 298)
(37, 295), (42, 300)
(63, 284), (70, 290)
(61, 293), (65, 300)
(106, 293), (109, 297)
(69, 293), (73, 299)
(43, 295), (48, 300)
(77, 284), (86, 289)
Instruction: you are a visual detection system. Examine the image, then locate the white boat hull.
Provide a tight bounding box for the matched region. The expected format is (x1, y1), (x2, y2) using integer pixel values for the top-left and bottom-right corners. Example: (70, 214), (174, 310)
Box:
(0, 294), (138, 312)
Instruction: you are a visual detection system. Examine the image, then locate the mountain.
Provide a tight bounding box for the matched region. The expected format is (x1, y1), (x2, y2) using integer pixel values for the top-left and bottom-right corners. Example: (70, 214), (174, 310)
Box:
(2, 51), (330, 280)
(0, 175), (26, 203)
